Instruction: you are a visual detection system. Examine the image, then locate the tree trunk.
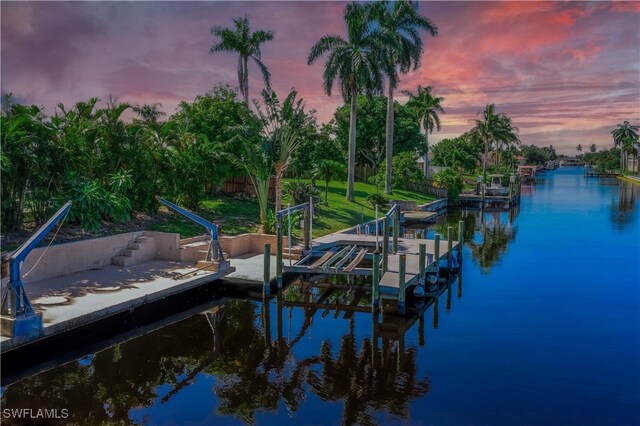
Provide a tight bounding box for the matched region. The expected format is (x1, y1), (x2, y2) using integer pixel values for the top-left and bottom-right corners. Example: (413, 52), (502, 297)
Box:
(346, 85), (357, 202)
(274, 168), (283, 213)
(384, 85), (394, 195)
(242, 56), (249, 104)
(482, 139), (489, 184)
(424, 126), (430, 179)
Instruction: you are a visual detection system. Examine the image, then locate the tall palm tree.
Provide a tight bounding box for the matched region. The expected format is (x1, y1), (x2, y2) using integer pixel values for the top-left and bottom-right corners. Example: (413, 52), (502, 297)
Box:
(590, 144), (597, 153)
(372, 0), (438, 194)
(210, 16), (274, 104)
(494, 114), (519, 166)
(576, 144), (583, 154)
(470, 104), (518, 184)
(612, 121), (639, 170)
(403, 85), (445, 179)
(308, 2), (385, 202)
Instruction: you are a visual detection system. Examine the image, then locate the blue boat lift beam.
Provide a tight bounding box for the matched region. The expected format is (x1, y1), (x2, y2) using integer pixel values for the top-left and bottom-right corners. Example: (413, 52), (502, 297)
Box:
(156, 197), (224, 261)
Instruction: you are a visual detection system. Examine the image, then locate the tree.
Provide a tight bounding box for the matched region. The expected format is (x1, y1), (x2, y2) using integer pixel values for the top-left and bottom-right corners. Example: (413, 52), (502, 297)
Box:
(403, 86), (445, 179)
(430, 135), (480, 172)
(470, 104), (518, 184)
(254, 89), (314, 212)
(590, 144), (597, 153)
(312, 160), (346, 205)
(308, 2), (385, 202)
(332, 95), (423, 172)
(210, 17), (274, 104)
(576, 144), (583, 154)
(612, 121), (639, 170)
(372, 1), (437, 194)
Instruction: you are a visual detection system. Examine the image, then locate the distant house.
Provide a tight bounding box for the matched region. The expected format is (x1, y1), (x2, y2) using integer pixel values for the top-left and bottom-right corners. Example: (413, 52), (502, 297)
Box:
(416, 153), (447, 177)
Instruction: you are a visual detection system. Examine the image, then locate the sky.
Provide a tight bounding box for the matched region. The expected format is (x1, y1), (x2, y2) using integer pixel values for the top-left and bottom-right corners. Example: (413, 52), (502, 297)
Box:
(2, 1), (639, 153)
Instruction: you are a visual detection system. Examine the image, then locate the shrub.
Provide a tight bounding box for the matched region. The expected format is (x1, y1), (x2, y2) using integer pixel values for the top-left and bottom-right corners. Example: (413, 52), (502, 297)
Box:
(365, 193), (389, 209)
(283, 180), (321, 206)
(370, 152), (424, 190)
(433, 169), (464, 202)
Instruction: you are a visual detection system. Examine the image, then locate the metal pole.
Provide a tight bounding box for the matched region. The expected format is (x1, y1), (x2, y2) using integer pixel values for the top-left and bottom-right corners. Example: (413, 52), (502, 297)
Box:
(276, 217), (283, 288)
(309, 196), (313, 249)
(303, 208), (310, 251)
(382, 218), (389, 273)
(398, 254), (406, 315)
(263, 243), (271, 295)
(375, 204), (379, 252)
(372, 252), (380, 312)
(287, 204), (292, 266)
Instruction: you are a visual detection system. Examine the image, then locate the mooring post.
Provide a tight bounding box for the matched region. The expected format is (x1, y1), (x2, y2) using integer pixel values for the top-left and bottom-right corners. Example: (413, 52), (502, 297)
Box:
(434, 233), (441, 271)
(372, 252), (380, 312)
(375, 204), (379, 252)
(447, 226), (453, 270)
(309, 196), (314, 249)
(398, 254), (406, 315)
(458, 220), (464, 260)
(287, 204), (292, 266)
(303, 206), (311, 251)
(418, 243), (426, 286)
(382, 218), (389, 273)
(263, 243), (271, 295)
(276, 216), (283, 288)
(392, 207), (400, 253)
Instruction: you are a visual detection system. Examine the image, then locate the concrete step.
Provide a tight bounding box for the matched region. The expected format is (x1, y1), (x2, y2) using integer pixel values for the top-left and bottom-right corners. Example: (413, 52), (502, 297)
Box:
(135, 236), (149, 243)
(112, 255), (136, 266)
(120, 249), (135, 257)
(127, 242), (141, 250)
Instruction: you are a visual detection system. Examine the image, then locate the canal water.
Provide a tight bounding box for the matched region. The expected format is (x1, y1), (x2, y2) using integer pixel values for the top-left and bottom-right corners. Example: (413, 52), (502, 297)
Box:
(1, 168), (639, 425)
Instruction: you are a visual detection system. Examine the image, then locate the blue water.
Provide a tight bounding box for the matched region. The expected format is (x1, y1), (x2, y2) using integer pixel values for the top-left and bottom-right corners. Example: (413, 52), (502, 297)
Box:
(2, 168), (639, 425)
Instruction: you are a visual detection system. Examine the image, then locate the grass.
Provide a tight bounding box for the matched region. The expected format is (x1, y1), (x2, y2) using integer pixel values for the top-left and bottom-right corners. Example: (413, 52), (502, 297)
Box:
(151, 179), (437, 239)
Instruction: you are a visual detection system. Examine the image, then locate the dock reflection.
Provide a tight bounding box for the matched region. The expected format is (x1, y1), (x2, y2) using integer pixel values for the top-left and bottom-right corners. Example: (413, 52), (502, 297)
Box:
(1, 278), (462, 425)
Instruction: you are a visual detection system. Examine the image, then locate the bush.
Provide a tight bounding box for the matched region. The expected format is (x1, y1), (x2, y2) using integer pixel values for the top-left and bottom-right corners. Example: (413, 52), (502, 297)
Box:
(283, 180), (321, 206)
(365, 193), (389, 209)
(370, 152), (424, 190)
(433, 169), (464, 202)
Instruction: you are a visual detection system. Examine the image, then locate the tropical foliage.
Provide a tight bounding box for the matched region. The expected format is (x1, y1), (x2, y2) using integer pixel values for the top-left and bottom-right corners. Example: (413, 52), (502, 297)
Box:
(611, 121), (639, 171)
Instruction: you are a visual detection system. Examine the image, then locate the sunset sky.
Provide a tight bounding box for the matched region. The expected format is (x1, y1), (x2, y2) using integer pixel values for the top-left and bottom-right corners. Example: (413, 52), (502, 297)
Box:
(2, 1), (639, 153)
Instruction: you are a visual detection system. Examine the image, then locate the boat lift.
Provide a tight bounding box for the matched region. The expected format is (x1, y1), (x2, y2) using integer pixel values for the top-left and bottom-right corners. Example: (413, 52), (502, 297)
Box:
(1, 201), (72, 337)
(156, 197), (225, 262)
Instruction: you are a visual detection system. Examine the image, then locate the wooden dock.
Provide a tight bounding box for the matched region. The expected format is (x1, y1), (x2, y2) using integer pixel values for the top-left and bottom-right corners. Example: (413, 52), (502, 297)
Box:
(584, 171), (621, 178)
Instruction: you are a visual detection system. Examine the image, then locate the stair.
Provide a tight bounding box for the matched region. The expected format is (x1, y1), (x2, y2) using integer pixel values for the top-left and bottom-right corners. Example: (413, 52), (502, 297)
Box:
(282, 247), (303, 260)
(112, 235), (155, 266)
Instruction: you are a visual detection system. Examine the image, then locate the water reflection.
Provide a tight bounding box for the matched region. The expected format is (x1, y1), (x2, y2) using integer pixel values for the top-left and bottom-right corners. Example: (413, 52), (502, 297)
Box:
(610, 180), (638, 231)
(1, 289), (445, 425)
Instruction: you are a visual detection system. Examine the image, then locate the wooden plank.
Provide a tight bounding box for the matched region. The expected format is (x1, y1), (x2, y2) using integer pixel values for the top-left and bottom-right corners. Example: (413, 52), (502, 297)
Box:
(379, 271), (418, 289)
(333, 245), (358, 270)
(309, 251), (334, 269)
(343, 248), (368, 272)
(322, 245), (352, 271)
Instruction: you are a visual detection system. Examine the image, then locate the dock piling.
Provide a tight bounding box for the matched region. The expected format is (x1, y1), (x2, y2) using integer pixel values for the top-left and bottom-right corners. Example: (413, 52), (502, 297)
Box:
(303, 207), (311, 251)
(418, 243), (426, 286)
(398, 254), (406, 315)
(434, 234), (441, 271)
(372, 252), (380, 312)
(276, 217), (283, 288)
(392, 208), (400, 253)
(263, 243), (271, 295)
(458, 220), (464, 259)
(382, 218), (389, 273)
(447, 226), (453, 270)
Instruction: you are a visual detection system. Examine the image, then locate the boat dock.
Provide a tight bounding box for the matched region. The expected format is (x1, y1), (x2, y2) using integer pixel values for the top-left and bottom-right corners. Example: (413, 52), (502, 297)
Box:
(584, 170), (621, 178)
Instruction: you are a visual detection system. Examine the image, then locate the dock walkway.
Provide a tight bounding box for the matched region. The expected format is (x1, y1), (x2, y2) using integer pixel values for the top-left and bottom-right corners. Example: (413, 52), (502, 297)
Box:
(0, 260), (234, 352)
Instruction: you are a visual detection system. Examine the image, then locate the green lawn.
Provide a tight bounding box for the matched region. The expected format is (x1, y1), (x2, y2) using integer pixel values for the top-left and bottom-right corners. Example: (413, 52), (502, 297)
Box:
(150, 179), (438, 239)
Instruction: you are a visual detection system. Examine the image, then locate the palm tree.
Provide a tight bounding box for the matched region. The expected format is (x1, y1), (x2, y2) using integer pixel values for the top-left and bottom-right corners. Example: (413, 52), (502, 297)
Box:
(590, 144), (597, 153)
(612, 121), (639, 170)
(403, 86), (444, 179)
(210, 16), (274, 104)
(470, 104), (518, 184)
(494, 114), (519, 166)
(372, 0), (438, 194)
(312, 160), (346, 205)
(308, 2), (385, 202)
(576, 144), (583, 154)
